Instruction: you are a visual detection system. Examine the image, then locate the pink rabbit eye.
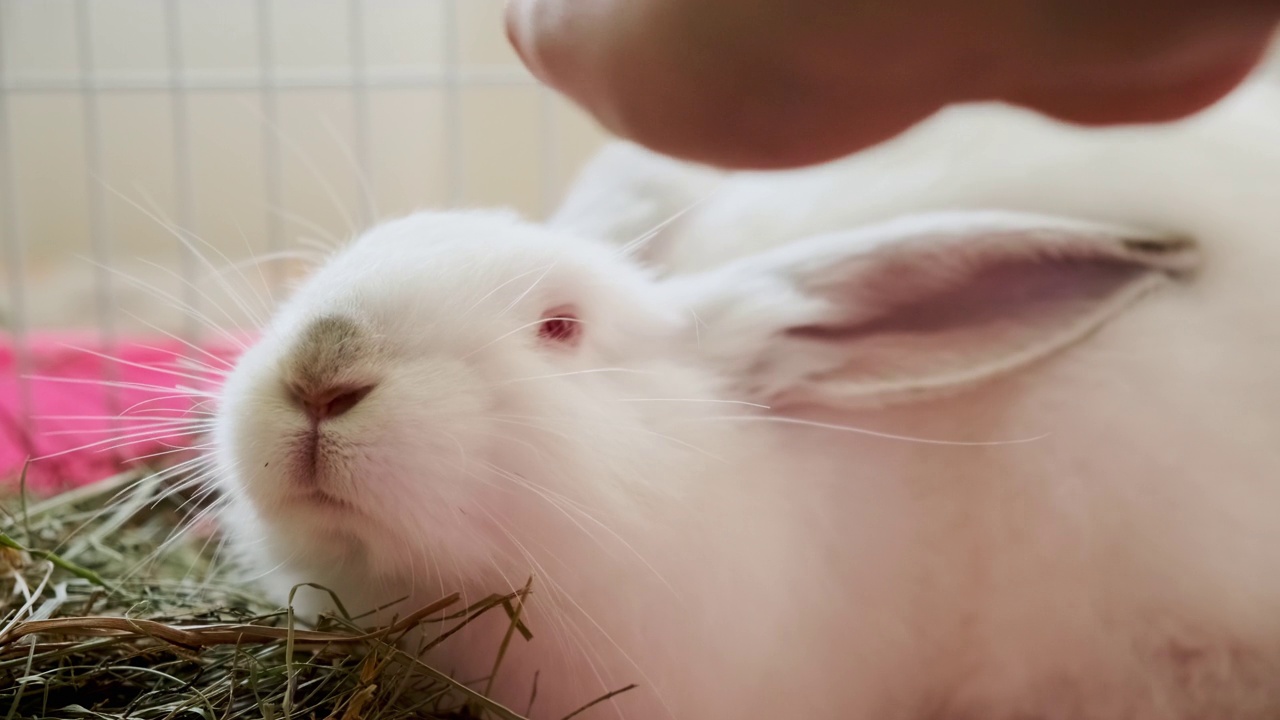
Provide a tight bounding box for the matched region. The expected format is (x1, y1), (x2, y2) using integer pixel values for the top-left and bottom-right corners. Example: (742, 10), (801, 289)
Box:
(538, 306), (581, 347)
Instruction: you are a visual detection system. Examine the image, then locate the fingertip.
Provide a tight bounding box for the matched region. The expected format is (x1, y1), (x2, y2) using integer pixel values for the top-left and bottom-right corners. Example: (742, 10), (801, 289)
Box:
(503, 0), (543, 81)
(1012, 45), (1269, 129)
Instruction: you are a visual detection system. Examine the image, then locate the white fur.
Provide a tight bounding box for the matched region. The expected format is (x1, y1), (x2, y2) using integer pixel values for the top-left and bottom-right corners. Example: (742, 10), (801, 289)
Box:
(216, 75), (1280, 720)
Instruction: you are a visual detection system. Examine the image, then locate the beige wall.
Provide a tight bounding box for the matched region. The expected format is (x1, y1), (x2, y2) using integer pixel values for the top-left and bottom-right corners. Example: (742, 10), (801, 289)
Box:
(0, 0), (609, 335)
(11, 6), (1276, 339)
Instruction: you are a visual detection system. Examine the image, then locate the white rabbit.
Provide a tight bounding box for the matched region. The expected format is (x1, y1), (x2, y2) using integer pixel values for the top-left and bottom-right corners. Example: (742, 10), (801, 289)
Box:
(213, 73), (1280, 720)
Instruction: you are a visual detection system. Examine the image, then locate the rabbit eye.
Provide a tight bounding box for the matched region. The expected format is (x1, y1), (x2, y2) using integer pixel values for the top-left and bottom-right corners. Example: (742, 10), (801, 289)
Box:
(538, 306), (581, 347)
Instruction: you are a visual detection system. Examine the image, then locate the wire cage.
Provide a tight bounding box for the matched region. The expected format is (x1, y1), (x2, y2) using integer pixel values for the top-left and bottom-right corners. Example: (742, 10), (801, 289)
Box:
(0, 0), (608, 490)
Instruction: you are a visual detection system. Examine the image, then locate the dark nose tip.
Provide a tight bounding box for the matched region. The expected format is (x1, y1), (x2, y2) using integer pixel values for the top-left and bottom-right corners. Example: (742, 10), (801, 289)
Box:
(291, 383), (375, 423)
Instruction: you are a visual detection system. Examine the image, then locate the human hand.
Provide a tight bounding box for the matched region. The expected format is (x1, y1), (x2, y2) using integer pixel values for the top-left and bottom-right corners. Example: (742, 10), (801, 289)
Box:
(506, 0), (1280, 169)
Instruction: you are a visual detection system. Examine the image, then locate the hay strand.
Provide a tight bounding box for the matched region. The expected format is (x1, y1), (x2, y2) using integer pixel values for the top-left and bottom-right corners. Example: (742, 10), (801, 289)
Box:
(0, 467), (533, 720)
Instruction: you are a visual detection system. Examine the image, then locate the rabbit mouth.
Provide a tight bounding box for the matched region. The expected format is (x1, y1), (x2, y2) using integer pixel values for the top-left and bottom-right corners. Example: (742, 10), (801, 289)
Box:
(280, 466), (360, 513)
(293, 487), (356, 511)
(283, 429), (358, 505)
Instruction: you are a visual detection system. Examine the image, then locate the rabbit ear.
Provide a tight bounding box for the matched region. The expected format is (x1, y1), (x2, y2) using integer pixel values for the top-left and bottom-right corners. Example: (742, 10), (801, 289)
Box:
(549, 141), (723, 263)
(667, 210), (1201, 409)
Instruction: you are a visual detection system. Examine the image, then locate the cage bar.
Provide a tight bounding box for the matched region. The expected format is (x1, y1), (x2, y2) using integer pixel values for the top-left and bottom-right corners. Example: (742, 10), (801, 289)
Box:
(0, 6), (35, 460)
(347, 0), (374, 228)
(256, 0), (285, 287)
(443, 0), (465, 206)
(164, 0), (201, 342)
(74, 0), (122, 418)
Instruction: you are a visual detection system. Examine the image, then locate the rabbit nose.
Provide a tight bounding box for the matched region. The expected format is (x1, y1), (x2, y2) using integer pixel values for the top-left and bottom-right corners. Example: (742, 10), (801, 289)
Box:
(291, 383), (375, 423)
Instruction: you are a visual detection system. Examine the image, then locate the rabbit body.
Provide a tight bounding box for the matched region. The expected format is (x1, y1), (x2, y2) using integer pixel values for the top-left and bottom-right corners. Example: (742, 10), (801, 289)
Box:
(216, 78), (1280, 719)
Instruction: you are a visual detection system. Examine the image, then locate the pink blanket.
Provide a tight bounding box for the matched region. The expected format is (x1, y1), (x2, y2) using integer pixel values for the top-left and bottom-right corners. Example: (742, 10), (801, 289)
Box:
(0, 333), (243, 494)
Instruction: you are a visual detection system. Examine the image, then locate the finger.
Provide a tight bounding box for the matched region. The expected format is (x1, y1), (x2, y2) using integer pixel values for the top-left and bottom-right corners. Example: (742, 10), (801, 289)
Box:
(506, 0), (1280, 169)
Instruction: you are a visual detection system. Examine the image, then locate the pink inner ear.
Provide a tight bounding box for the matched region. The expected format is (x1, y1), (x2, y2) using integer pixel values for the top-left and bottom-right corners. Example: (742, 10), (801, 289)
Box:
(538, 305), (582, 347)
(788, 256), (1144, 341)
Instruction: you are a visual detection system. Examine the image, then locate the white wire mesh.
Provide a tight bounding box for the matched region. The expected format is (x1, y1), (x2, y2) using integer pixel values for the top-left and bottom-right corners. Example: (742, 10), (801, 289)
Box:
(0, 0), (606, 471)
